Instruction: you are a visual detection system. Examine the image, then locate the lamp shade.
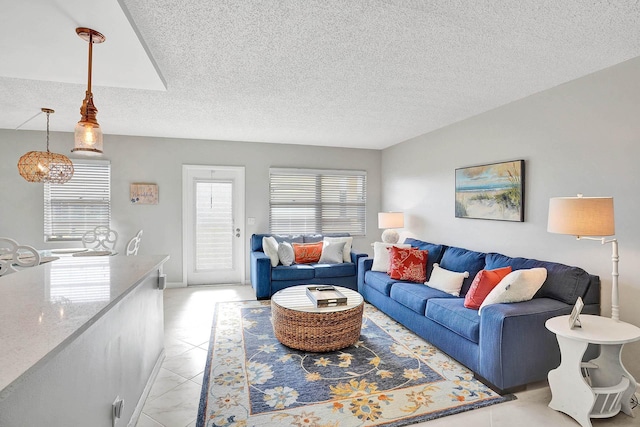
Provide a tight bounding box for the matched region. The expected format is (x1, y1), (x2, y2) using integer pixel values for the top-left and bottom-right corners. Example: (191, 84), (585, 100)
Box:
(378, 212), (404, 229)
(547, 196), (614, 237)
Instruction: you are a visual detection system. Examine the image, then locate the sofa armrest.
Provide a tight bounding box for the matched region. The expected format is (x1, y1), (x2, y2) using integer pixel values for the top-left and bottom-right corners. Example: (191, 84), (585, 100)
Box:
(350, 251), (368, 264)
(250, 251), (272, 299)
(357, 257), (374, 293)
(478, 298), (599, 390)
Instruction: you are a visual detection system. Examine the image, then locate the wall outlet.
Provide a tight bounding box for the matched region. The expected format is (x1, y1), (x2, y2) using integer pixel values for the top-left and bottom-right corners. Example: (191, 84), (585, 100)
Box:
(247, 217), (256, 225)
(112, 396), (124, 426)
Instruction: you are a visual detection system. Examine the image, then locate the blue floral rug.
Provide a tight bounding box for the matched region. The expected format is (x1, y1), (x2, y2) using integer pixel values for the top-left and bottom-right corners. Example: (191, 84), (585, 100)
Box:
(197, 301), (515, 427)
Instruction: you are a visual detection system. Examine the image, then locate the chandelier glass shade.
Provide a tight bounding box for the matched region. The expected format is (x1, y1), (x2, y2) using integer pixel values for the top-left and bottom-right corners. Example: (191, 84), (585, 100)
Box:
(18, 108), (74, 184)
(72, 27), (105, 155)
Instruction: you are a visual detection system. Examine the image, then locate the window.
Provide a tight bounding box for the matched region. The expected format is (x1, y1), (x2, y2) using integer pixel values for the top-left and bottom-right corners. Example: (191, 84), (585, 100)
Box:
(269, 168), (366, 235)
(44, 159), (111, 242)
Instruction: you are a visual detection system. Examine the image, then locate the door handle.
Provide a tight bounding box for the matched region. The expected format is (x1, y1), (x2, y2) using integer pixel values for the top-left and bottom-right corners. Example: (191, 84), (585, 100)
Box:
(235, 228), (240, 238)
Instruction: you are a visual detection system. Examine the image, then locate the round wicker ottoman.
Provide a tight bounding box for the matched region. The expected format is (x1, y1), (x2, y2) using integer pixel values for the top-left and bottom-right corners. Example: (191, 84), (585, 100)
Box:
(271, 285), (364, 352)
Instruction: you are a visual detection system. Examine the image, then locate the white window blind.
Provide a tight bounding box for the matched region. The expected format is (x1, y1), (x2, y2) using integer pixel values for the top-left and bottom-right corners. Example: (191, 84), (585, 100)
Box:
(269, 168), (367, 236)
(44, 160), (111, 242)
(195, 180), (233, 271)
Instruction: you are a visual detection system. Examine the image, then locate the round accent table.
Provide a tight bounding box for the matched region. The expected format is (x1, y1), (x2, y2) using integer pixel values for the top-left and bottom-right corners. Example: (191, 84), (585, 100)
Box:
(545, 315), (640, 427)
(271, 285), (364, 352)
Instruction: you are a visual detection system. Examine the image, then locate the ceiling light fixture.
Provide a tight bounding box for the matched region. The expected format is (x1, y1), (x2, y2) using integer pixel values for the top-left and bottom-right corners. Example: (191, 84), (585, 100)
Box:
(18, 108), (74, 184)
(72, 27), (106, 155)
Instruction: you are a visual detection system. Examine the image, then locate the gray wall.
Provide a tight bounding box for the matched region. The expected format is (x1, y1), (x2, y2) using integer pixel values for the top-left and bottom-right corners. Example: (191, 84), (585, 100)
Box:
(381, 56), (640, 378)
(0, 132), (381, 284)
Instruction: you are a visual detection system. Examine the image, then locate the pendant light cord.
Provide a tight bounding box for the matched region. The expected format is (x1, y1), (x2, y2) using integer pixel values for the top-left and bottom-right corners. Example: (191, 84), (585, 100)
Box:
(45, 110), (51, 152)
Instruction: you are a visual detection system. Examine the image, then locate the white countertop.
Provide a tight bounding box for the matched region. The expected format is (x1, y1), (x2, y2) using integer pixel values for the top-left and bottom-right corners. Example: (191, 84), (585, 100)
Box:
(0, 254), (169, 396)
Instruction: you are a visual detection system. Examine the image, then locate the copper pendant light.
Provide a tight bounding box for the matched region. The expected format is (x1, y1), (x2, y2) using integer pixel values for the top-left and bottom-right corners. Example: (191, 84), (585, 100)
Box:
(18, 108), (74, 184)
(72, 27), (106, 155)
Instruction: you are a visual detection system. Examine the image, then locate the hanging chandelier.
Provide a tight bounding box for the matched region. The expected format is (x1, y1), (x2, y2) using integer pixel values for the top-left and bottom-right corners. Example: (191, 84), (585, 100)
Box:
(72, 27), (106, 155)
(17, 108), (74, 184)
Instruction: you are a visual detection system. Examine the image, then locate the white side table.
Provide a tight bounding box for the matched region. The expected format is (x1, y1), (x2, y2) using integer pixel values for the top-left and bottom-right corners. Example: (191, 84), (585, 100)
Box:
(545, 315), (640, 427)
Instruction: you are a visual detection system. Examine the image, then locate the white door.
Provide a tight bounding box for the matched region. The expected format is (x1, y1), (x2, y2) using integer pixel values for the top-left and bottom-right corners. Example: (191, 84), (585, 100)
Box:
(183, 165), (245, 285)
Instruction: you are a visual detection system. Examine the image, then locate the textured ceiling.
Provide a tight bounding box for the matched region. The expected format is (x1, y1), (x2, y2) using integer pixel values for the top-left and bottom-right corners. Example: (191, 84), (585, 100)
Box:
(2, 0), (640, 149)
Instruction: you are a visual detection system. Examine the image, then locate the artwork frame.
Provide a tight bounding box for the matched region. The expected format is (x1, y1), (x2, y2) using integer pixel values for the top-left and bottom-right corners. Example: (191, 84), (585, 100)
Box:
(455, 159), (525, 222)
(130, 183), (159, 205)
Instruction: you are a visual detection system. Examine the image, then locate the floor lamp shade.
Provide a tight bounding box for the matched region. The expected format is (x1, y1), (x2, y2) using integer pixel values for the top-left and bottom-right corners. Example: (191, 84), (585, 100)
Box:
(547, 196), (614, 237)
(547, 195), (619, 321)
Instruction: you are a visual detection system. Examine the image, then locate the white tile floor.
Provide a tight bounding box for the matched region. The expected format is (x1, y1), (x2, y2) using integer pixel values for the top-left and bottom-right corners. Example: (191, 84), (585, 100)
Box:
(136, 285), (639, 427)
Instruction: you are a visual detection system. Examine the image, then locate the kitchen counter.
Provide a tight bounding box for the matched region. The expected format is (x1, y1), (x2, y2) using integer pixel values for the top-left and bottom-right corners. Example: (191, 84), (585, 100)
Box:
(0, 254), (169, 426)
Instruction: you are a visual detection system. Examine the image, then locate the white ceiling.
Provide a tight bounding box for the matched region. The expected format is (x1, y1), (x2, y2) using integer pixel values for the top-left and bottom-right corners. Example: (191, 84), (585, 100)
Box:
(2, 0), (640, 150)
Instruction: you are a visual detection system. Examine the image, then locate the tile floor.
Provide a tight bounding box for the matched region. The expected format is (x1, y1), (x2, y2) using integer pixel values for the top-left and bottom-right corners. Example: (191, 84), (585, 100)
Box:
(136, 285), (639, 427)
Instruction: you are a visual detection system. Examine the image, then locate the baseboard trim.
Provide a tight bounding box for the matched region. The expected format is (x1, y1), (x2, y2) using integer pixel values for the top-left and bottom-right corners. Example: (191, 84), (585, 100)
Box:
(167, 281), (186, 288)
(128, 349), (166, 427)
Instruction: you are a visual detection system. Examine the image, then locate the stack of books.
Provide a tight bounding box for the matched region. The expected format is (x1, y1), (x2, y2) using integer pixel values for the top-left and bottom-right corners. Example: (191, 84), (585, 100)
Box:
(306, 286), (347, 308)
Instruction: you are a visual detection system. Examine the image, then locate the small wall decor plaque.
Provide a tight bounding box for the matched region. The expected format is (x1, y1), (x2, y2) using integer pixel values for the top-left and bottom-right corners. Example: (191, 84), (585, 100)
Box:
(130, 183), (158, 204)
(455, 159), (525, 222)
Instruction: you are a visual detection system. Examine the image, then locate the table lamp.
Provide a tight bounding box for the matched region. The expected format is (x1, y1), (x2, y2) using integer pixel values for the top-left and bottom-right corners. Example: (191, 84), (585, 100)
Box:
(547, 195), (619, 321)
(378, 212), (404, 244)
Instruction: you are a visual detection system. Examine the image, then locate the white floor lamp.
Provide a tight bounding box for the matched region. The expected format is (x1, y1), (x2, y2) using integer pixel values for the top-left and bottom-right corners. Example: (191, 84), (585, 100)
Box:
(547, 195), (619, 321)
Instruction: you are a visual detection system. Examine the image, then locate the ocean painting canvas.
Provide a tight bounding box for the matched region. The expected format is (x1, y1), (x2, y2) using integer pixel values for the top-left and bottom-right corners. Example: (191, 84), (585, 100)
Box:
(455, 160), (524, 222)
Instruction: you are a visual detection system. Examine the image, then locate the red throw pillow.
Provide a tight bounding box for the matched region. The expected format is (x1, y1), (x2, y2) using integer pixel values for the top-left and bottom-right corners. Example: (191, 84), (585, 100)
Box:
(464, 266), (513, 309)
(387, 246), (428, 283)
(292, 242), (323, 264)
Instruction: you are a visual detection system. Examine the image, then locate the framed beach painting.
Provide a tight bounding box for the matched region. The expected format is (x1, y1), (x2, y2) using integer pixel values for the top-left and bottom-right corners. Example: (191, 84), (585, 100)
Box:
(455, 160), (525, 222)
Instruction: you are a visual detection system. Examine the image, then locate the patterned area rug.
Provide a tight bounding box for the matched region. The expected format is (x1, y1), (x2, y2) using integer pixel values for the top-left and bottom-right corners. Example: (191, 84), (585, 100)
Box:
(197, 301), (515, 427)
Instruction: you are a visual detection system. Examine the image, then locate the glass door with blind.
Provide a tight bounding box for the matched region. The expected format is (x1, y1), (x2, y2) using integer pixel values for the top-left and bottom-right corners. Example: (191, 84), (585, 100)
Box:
(183, 166), (245, 285)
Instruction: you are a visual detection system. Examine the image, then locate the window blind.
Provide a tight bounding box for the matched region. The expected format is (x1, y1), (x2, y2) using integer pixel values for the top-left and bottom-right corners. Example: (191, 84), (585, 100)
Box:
(195, 180), (233, 271)
(269, 168), (367, 236)
(44, 159), (111, 241)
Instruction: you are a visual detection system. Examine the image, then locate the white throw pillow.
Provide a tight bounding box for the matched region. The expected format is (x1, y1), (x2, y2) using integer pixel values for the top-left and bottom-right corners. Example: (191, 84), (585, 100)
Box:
(262, 236), (280, 267)
(425, 263), (469, 296)
(319, 241), (346, 264)
(479, 268), (548, 314)
(323, 236), (354, 262)
(371, 242), (411, 272)
(277, 242), (294, 266)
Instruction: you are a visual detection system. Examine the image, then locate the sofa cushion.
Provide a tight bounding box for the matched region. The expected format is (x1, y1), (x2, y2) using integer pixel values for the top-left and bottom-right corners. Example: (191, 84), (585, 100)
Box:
(251, 234), (304, 251)
(485, 252), (592, 305)
(364, 270), (398, 296)
(391, 282), (455, 315)
(388, 246), (428, 283)
(271, 264), (315, 281)
(403, 238), (447, 280)
(426, 298), (481, 344)
(440, 246), (486, 296)
(313, 262), (356, 278)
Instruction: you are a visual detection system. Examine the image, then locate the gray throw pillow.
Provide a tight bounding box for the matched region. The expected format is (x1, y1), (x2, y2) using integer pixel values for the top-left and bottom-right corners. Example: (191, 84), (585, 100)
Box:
(319, 241), (346, 264)
(277, 242), (295, 266)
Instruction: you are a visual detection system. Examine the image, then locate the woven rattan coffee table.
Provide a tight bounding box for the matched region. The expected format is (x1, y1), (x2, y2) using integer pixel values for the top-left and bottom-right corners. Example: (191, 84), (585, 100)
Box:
(271, 285), (364, 352)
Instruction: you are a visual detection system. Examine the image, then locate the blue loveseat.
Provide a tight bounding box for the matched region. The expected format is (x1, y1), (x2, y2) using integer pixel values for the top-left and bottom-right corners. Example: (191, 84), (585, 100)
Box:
(250, 233), (368, 299)
(358, 237), (600, 393)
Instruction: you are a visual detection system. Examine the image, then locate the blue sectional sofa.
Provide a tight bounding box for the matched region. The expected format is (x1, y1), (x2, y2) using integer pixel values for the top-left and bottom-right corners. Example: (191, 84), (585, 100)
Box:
(250, 233), (368, 299)
(357, 237), (600, 393)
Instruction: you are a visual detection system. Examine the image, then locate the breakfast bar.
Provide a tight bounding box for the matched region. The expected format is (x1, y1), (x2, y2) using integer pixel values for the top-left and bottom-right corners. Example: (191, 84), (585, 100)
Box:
(0, 254), (169, 427)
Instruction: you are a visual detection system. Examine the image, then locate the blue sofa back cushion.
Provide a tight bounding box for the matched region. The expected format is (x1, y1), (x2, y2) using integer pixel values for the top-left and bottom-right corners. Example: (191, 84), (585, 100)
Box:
(403, 238), (447, 281)
(250, 233), (350, 252)
(485, 252), (593, 305)
(439, 246), (486, 296)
